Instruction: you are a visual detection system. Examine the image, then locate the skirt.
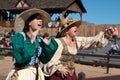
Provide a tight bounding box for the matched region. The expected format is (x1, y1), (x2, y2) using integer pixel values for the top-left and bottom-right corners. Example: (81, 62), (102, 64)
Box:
(6, 66), (44, 80)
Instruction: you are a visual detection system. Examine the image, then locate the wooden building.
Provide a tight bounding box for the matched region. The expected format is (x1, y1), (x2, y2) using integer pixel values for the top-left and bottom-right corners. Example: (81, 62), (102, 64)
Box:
(0, 0), (86, 27)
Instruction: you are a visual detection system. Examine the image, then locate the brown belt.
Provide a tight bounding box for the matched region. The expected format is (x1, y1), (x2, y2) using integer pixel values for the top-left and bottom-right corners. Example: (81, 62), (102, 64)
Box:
(15, 64), (38, 70)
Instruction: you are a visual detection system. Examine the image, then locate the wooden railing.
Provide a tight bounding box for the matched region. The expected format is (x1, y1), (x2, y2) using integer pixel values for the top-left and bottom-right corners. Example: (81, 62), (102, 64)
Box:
(1, 48), (120, 71)
(76, 53), (120, 80)
(78, 72), (120, 80)
(76, 53), (120, 74)
(0, 48), (13, 59)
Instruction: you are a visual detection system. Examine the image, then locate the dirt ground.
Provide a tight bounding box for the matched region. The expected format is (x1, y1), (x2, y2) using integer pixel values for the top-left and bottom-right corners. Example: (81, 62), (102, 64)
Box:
(0, 57), (120, 80)
(0, 56), (14, 80)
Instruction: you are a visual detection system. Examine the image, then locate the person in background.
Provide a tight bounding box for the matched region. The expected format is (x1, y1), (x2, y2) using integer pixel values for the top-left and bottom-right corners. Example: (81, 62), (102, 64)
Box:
(3, 36), (13, 54)
(3, 37), (12, 48)
(43, 18), (113, 80)
(3, 30), (10, 42)
(6, 8), (58, 80)
(109, 41), (119, 55)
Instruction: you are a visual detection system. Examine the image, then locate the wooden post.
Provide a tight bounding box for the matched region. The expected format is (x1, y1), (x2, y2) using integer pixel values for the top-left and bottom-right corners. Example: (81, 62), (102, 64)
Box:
(106, 53), (110, 74)
(79, 13), (82, 21)
(78, 72), (85, 80)
(62, 9), (67, 19)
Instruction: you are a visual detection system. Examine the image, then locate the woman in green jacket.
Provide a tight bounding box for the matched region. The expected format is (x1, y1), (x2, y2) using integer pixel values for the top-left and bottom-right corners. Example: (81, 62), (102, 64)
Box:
(6, 8), (58, 80)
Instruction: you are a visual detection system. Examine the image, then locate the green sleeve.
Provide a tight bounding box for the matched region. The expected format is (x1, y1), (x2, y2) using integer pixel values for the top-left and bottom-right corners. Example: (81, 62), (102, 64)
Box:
(12, 33), (36, 64)
(39, 37), (58, 64)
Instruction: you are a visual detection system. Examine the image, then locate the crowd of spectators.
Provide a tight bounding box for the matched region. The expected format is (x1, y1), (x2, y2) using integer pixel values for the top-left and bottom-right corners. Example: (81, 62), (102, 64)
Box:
(0, 29), (15, 54)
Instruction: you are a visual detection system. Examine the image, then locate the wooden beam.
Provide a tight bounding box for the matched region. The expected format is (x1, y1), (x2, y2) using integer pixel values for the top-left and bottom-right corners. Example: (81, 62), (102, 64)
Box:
(79, 12), (82, 21)
(62, 9), (67, 19)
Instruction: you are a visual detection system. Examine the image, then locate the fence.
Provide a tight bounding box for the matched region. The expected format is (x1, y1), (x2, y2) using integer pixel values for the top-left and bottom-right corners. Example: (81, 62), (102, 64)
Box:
(76, 53), (120, 73)
(78, 72), (120, 80)
(0, 24), (120, 37)
(41, 25), (120, 37)
(76, 53), (120, 80)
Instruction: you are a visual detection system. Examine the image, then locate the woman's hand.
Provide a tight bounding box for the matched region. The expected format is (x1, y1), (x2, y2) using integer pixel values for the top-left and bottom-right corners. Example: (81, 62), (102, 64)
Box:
(104, 27), (113, 39)
(59, 66), (69, 78)
(43, 37), (50, 45)
(43, 33), (50, 45)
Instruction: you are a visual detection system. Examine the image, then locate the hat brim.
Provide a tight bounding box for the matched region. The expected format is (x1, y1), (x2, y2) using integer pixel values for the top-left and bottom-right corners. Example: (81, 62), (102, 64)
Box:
(14, 8), (51, 33)
(57, 20), (82, 37)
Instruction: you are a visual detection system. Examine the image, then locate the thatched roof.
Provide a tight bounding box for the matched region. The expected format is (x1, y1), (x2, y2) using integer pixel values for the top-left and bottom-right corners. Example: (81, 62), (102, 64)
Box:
(0, 0), (86, 14)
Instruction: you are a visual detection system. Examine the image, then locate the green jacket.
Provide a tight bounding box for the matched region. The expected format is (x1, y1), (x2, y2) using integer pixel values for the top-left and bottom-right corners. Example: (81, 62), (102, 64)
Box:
(12, 33), (58, 67)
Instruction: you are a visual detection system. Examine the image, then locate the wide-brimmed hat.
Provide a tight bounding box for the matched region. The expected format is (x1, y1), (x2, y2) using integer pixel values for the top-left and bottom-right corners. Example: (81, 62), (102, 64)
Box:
(56, 18), (82, 38)
(14, 8), (51, 33)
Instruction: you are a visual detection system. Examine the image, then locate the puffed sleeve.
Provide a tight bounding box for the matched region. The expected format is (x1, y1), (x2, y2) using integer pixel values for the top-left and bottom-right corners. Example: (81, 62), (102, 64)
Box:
(12, 33), (36, 64)
(43, 39), (64, 77)
(75, 31), (109, 50)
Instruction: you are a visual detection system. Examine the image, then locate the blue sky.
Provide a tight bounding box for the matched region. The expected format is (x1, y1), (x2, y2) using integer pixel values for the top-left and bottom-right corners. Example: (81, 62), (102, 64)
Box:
(52, 0), (120, 25)
(81, 0), (120, 24)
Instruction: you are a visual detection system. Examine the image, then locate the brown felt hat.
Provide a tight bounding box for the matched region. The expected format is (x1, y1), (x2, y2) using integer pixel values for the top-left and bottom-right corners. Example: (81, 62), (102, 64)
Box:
(56, 18), (82, 37)
(14, 8), (51, 33)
